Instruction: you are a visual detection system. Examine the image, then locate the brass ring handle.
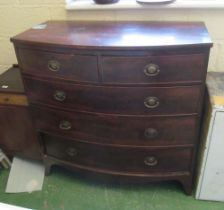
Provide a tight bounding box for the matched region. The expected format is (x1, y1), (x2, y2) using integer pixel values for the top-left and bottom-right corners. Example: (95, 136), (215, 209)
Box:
(143, 63), (160, 77)
(144, 156), (158, 166)
(66, 147), (77, 157)
(144, 128), (158, 139)
(54, 90), (66, 102)
(48, 60), (60, 72)
(59, 120), (72, 130)
(144, 96), (160, 109)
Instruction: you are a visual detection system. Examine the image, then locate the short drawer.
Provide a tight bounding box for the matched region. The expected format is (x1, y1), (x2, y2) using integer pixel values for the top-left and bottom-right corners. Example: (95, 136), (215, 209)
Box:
(32, 106), (197, 146)
(24, 78), (201, 115)
(41, 133), (192, 173)
(101, 54), (206, 84)
(0, 93), (28, 106)
(18, 48), (98, 83)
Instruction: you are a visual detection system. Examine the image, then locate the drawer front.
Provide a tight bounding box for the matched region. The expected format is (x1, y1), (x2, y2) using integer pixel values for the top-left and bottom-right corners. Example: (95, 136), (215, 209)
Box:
(0, 93), (28, 106)
(32, 106), (197, 146)
(102, 54), (206, 84)
(24, 78), (201, 115)
(18, 48), (98, 82)
(42, 133), (192, 173)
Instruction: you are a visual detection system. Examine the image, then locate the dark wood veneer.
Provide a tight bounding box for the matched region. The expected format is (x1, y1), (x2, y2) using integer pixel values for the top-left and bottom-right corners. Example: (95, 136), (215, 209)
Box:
(101, 54), (206, 84)
(0, 106), (40, 159)
(0, 67), (40, 160)
(11, 21), (212, 50)
(18, 48), (99, 83)
(42, 133), (193, 173)
(24, 77), (201, 115)
(32, 106), (197, 147)
(10, 21), (212, 195)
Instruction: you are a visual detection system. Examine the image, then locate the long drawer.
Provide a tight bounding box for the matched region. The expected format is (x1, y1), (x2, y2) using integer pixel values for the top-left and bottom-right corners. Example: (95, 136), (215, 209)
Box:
(41, 133), (192, 173)
(101, 54), (206, 84)
(32, 106), (197, 146)
(18, 48), (98, 83)
(24, 78), (201, 115)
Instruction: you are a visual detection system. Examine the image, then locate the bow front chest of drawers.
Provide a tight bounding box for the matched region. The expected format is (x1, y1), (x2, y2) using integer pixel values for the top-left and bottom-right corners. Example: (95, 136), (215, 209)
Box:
(11, 21), (212, 194)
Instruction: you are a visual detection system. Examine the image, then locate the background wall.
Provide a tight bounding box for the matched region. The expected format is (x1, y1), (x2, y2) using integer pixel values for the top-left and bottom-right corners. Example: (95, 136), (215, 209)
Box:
(0, 0), (224, 74)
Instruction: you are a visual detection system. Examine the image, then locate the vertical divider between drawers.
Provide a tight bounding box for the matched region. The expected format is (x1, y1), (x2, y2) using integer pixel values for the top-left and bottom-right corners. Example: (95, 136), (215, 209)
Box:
(97, 53), (103, 84)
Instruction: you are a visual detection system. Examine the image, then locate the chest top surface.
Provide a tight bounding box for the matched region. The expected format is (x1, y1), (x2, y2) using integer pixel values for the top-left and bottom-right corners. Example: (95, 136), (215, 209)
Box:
(11, 21), (212, 50)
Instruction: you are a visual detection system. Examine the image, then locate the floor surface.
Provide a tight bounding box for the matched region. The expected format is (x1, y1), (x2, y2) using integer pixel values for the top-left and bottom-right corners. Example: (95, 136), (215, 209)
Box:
(1, 167), (224, 210)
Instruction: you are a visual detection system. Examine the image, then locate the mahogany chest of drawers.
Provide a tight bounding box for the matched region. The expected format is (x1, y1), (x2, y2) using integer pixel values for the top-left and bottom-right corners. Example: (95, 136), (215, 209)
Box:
(11, 21), (212, 194)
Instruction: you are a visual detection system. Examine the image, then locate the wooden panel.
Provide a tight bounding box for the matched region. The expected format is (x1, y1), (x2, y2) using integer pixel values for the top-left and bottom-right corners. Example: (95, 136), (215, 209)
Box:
(42, 133), (193, 173)
(24, 77), (201, 115)
(32, 106), (197, 146)
(102, 54), (206, 84)
(18, 48), (98, 83)
(0, 106), (40, 159)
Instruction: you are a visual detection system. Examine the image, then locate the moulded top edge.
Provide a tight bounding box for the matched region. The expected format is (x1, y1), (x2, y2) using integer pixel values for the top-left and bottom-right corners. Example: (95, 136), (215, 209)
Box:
(11, 21), (213, 49)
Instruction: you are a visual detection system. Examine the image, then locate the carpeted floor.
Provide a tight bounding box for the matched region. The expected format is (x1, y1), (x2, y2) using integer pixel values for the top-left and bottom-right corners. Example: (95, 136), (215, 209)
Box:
(0, 167), (224, 210)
